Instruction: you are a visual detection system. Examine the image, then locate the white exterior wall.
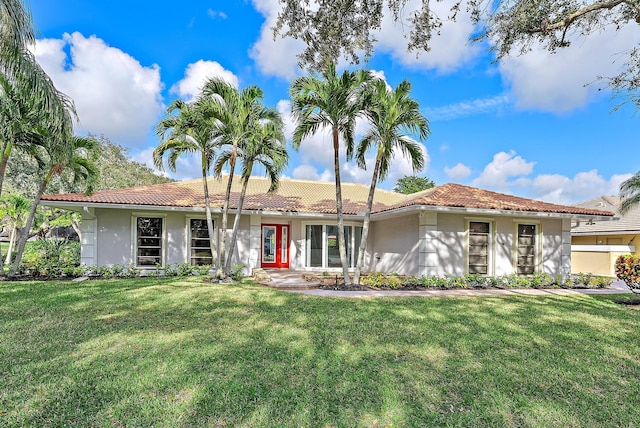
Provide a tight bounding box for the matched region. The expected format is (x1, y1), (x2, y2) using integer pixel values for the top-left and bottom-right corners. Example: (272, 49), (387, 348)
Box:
(369, 213), (420, 275)
(95, 208), (133, 266)
(87, 207), (569, 278)
(225, 214), (252, 271)
(429, 214), (466, 276)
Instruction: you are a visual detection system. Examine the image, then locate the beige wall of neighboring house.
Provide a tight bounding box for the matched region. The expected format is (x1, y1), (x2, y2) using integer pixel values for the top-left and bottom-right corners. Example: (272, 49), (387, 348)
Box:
(570, 196), (640, 276)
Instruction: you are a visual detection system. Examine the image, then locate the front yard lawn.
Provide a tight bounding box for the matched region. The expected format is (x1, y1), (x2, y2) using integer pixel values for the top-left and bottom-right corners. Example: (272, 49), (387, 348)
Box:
(1, 277), (639, 427)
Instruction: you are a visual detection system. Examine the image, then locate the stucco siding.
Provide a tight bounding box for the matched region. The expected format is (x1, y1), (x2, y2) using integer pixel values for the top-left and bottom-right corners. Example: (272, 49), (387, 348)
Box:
(493, 217), (514, 276)
(95, 208), (133, 266)
(540, 218), (563, 276)
(165, 212), (187, 265)
(370, 213), (420, 275)
(432, 214), (465, 276)
(225, 214), (251, 269)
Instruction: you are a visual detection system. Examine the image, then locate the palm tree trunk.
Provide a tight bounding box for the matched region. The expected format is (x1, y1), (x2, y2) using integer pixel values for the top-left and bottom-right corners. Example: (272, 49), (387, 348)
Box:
(4, 225), (15, 265)
(216, 144), (237, 279)
(225, 173), (250, 273)
(10, 169), (51, 276)
(201, 171), (216, 275)
(332, 128), (351, 285)
(0, 141), (13, 199)
(353, 153), (383, 285)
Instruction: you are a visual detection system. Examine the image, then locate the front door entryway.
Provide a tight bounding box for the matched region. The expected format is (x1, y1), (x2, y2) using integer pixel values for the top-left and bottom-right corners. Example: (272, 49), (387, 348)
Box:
(261, 224), (289, 268)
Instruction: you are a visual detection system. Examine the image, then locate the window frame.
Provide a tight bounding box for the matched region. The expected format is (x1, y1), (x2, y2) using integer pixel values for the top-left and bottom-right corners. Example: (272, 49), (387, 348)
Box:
(187, 216), (216, 267)
(132, 214), (167, 268)
(465, 218), (494, 276)
(513, 221), (541, 275)
(302, 222), (363, 269)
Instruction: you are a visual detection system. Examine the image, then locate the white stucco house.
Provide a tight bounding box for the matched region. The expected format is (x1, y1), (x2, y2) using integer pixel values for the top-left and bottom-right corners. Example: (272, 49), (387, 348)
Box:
(41, 176), (613, 277)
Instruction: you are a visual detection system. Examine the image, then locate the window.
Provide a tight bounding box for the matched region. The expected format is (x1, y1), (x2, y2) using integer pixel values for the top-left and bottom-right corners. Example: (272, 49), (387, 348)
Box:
(516, 224), (537, 275)
(262, 226), (276, 263)
(189, 219), (213, 266)
(468, 221), (490, 274)
(304, 224), (363, 268)
(136, 217), (163, 266)
(281, 227), (288, 263)
(305, 225), (323, 267)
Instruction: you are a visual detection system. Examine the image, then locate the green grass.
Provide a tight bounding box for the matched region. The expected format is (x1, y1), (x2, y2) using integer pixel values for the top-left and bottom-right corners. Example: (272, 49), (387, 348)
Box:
(1, 277), (639, 427)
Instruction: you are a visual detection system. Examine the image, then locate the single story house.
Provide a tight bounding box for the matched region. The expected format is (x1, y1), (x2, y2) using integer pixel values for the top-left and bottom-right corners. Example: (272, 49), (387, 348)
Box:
(41, 176), (614, 277)
(571, 196), (638, 276)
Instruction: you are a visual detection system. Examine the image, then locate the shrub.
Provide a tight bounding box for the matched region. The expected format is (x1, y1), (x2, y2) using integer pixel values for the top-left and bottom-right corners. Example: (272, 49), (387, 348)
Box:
(19, 239), (81, 277)
(615, 255), (640, 291)
(230, 264), (245, 281)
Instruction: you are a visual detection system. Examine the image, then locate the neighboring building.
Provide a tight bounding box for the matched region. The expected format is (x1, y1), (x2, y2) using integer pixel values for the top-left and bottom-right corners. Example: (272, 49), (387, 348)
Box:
(41, 177), (613, 277)
(571, 196), (639, 276)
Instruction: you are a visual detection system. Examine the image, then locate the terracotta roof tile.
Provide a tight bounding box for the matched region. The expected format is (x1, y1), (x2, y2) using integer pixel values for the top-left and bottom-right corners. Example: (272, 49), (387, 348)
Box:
(41, 177), (613, 217)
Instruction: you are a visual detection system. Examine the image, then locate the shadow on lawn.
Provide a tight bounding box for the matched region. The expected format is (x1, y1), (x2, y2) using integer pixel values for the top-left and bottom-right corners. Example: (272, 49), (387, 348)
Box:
(1, 277), (640, 427)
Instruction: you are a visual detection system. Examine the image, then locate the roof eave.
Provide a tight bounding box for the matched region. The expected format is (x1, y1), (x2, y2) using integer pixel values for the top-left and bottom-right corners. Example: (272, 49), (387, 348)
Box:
(371, 204), (614, 220)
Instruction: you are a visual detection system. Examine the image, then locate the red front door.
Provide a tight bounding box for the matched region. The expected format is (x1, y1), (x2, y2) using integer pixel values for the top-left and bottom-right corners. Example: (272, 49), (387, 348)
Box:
(261, 224), (289, 268)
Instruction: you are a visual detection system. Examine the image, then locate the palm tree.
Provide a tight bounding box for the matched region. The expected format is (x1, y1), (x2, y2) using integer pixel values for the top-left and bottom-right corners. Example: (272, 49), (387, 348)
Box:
(154, 99), (219, 267)
(0, 72), (51, 198)
(198, 78), (279, 278)
(620, 172), (640, 214)
(10, 134), (98, 275)
(0, 0), (75, 148)
(353, 78), (429, 285)
(218, 118), (288, 273)
(0, 193), (30, 266)
(289, 63), (372, 285)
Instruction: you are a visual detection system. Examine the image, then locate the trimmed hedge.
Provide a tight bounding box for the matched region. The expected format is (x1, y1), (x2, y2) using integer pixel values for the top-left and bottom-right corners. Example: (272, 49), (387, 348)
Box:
(361, 272), (613, 290)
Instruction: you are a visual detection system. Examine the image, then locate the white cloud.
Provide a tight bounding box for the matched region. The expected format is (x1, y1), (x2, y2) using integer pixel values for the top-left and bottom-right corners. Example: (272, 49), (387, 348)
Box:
(500, 24), (640, 112)
(292, 164), (333, 181)
(207, 9), (227, 20)
(34, 32), (164, 147)
(249, 0), (479, 79)
(170, 60), (239, 101)
(525, 171), (632, 204)
(424, 95), (510, 121)
(444, 163), (472, 180)
(472, 150), (535, 190)
(132, 146), (201, 181)
(249, 0), (305, 79)
(465, 150), (631, 204)
(374, 0), (480, 72)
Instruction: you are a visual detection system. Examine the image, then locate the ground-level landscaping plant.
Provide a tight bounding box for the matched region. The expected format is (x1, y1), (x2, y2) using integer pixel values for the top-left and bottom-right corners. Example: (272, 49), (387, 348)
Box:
(360, 271), (612, 290)
(615, 254), (640, 293)
(15, 239), (80, 278)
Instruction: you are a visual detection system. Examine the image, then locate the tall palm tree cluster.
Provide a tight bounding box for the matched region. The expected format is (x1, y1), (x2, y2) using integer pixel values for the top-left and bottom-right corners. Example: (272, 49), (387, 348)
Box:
(290, 64), (429, 285)
(154, 78), (288, 279)
(0, 0), (98, 275)
(157, 64), (430, 285)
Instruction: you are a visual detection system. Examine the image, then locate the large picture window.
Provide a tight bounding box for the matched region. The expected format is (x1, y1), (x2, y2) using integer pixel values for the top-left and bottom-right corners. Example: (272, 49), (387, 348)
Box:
(468, 221), (490, 275)
(189, 219), (214, 266)
(304, 224), (363, 268)
(516, 224), (537, 275)
(136, 217), (163, 266)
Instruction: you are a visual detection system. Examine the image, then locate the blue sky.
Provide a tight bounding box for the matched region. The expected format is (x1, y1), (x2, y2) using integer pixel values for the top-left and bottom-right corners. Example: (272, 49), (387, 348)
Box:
(29, 0), (640, 204)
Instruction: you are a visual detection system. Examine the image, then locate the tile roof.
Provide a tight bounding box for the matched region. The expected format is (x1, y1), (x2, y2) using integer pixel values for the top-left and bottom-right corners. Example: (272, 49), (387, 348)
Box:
(572, 196), (640, 234)
(41, 176), (614, 217)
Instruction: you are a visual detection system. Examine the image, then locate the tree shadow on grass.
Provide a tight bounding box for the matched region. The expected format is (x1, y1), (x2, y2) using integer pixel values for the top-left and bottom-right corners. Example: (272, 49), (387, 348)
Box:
(2, 278), (640, 426)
